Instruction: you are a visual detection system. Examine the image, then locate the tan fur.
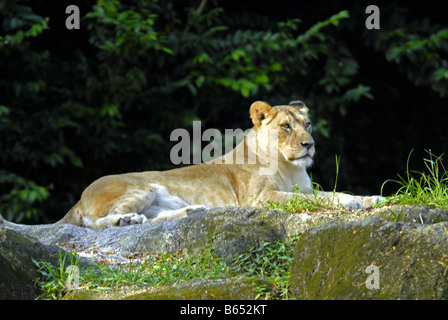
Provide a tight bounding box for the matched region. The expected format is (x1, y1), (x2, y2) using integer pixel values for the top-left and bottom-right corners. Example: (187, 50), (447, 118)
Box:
(56, 101), (383, 229)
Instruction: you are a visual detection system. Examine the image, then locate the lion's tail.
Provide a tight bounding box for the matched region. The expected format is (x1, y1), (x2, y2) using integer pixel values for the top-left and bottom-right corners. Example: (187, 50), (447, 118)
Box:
(55, 201), (83, 226)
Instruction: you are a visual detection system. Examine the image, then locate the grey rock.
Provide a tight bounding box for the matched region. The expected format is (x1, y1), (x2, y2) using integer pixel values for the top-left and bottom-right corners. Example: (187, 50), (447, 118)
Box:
(0, 225), (92, 299)
(3, 207), (307, 261)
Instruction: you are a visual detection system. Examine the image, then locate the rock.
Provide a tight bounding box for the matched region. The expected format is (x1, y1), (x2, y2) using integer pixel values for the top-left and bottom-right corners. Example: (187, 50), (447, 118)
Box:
(126, 278), (272, 300)
(1, 206), (300, 299)
(3, 207), (310, 263)
(177, 207), (299, 260)
(289, 215), (448, 299)
(62, 278), (272, 300)
(374, 204), (448, 224)
(3, 206), (392, 262)
(4, 204), (448, 299)
(0, 225), (92, 299)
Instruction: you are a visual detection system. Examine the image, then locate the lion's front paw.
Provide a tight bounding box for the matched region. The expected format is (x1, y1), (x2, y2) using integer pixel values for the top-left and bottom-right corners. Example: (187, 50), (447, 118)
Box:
(341, 197), (363, 210)
(339, 195), (385, 211)
(361, 195), (386, 209)
(185, 205), (208, 216)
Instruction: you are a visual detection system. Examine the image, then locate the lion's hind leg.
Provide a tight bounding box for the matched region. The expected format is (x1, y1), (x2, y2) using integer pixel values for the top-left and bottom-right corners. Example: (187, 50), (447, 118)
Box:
(85, 184), (208, 228)
(84, 189), (156, 229)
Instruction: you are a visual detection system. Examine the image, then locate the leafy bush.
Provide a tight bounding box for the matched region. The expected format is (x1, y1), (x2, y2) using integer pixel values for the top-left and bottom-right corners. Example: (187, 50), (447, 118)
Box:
(0, 1), (369, 223)
(2, 1), (448, 223)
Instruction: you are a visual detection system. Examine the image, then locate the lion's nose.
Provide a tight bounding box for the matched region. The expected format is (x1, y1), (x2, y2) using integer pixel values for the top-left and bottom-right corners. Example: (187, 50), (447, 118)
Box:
(301, 141), (314, 150)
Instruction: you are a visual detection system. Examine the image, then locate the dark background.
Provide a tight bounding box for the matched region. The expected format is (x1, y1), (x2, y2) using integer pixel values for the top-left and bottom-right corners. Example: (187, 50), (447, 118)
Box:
(1, 0), (448, 223)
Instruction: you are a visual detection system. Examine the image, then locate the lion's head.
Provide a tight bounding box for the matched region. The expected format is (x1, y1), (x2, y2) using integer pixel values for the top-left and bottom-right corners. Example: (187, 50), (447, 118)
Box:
(249, 100), (315, 168)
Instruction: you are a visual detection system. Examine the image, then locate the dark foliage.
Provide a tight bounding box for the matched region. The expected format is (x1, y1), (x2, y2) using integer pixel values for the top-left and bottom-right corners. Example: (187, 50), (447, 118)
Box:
(1, 0), (448, 223)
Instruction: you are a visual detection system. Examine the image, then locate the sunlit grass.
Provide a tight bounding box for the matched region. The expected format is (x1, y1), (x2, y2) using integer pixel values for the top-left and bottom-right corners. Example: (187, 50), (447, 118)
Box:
(266, 150), (448, 213)
(381, 150), (448, 210)
(33, 236), (300, 300)
(33, 244), (231, 300)
(264, 182), (344, 213)
(264, 155), (350, 213)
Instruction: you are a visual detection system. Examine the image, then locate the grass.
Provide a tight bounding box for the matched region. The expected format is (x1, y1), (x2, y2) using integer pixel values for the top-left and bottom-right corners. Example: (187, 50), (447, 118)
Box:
(265, 155), (353, 213)
(232, 235), (300, 300)
(32, 248), (82, 299)
(34, 242), (232, 300)
(381, 150), (448, 210)
(264, 183), (343, 213)
(266, 150), (448, 213)
(33, 235), (300, 300)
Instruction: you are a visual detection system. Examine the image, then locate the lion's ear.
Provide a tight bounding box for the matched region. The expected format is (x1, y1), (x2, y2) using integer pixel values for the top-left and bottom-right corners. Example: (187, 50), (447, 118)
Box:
(289, 100), (309, 116)
(250, 101), (273, 128)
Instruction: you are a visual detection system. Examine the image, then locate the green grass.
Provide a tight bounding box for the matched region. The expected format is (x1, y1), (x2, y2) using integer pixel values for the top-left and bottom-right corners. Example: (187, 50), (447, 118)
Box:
(35, 247), (229, 299)
(33, 236), (299, 300)
(34, 243), (231, 300)
(264, 155), (350, 213)
(264, 183), (342, 213)
(266, 150), (448, 213)
(232, 235), (300, 300)
(32, 248), (82, 299)
(381, 150), (448, 210)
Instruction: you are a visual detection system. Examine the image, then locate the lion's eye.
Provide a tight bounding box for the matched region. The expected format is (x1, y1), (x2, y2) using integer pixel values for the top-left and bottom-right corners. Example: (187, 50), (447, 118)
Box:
(281, 123), (290, 130)
(305, 122), (311, 129)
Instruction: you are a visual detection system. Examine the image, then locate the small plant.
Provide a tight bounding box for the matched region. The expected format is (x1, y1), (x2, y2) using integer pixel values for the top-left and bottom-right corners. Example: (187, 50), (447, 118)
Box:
(140, 245), (231, 287)
(232, 235), (300, 299)
(381, 150), (448, 209)
(33, 248), (82, 300)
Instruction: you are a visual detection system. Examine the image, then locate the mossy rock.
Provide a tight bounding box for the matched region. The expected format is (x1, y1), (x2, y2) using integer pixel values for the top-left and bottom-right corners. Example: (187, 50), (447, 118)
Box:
(289, 216), (448, 299)
(374, 204), (448, 224)
(126, 278), (271, 300)
(0, 226), (43, 299)
(62, 278), (271, 300)
(0, 225), (92, 299)
(7, 204), (448, 300)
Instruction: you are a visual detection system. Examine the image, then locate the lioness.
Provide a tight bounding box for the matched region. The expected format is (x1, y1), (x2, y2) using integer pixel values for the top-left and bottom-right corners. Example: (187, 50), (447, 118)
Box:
(56, 101), (383, 229)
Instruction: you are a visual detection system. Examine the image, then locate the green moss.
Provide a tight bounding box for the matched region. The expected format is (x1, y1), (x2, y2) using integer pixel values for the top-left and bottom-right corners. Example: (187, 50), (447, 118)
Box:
(289, 217), (448, 299)
(62, 278), (272, 300)
(124, 278), (271, 300)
